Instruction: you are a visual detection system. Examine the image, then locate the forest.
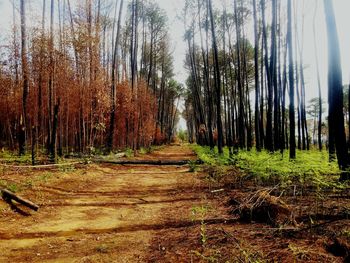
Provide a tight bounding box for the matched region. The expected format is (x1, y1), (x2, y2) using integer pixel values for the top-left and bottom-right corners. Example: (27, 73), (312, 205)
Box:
(0, 0), (349, 262)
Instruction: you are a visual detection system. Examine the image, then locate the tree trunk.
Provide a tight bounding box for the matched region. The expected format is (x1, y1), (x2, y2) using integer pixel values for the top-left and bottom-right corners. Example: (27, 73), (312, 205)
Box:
(261, 0), (273, 152)
(287, 0), (296, 159)
(49, 101), (60, 163)
(19, 0), (29, 155)
(313, 1), (322, 150)
(208, 0), (223, 154)
(253, 0), (260, 151)
(107, 0), (123, 152)
(323, 0), (349, 180)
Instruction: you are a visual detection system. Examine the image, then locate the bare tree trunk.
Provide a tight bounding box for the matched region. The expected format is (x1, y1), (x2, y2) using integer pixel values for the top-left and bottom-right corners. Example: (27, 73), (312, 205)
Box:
(261, 0), (273, 151)
(49, 100), (60, 162)
(19, 0), (29, 155)
(198, 0), (214, 149)
(208, 0), (223, 154)
(287, 0), (296, 159)
(271, 0), (279, 151)
(323, 0), (349, 180)
(234, 0), (245, 149)
(107, 0), (123, 152)
(37, 0), (46, 151)
(313, 1), (323, 151)
(253, 0), (260, 151)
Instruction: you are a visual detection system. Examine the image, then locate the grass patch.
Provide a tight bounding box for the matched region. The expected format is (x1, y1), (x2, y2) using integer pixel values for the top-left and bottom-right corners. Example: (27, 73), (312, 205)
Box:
(139, 147), (149, 154)
(38, 172), (54, 182)
(191, 144), (344, 189)
(0, 150), (32, 164)
(0, 180), (20, 192)
(191, 145), (232, 166)
(139, 145), (164, 155)
(125, 148), (134, 158)
(58, 165), (76, 173)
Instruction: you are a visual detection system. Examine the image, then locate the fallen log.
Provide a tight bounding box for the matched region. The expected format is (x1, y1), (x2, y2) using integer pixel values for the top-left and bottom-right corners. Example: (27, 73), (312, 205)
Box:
(0, 161), (81, 169)
(1, 189), (39, 211)
(93, 159), (203, 165)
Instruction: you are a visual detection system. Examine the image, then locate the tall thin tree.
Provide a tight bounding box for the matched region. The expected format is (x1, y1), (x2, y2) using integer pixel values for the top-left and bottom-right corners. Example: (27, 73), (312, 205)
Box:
(107, 0), (123, 152)
(19, 0), (29, 155)
(313, 0), (322, 150)
(323, 0), (349, 180)
(253, 0), (260, 151)
(208, 0), (223, 154)
(287, 0), (296, 159)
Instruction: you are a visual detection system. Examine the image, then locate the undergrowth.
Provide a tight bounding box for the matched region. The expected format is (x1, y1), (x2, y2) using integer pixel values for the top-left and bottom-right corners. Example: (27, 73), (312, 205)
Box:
(139, 145), (162, 155)
(0, 180), (20, 192)
(0, 150), (32, 164)
(191, 144), (345, 189)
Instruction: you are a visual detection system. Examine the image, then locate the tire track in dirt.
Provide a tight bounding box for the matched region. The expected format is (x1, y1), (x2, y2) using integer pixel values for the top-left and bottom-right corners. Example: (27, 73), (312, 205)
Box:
(0, 144), (208, 262)
(0, 218), (237, 241)
(35, 185), (208, 197)
(40, 197), (202, 207)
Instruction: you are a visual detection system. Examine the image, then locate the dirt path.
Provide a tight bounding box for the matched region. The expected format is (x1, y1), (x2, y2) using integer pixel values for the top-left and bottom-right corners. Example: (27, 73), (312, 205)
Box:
(0, 145), (210, 262)
(2, 145), (345, 262)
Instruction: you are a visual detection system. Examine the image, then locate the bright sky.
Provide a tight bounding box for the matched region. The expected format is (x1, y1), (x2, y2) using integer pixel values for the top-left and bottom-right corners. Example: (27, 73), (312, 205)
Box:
(1, 0), (350, 131)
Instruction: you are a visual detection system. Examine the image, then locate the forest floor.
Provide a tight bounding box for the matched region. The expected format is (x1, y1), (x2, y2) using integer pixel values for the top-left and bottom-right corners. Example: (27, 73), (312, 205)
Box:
(0, 144), (349, 262)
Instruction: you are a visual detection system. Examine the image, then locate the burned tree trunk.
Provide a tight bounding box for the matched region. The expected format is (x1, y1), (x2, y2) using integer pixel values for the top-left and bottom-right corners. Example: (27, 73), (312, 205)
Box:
(287, 0), (296, 159)
(323, 0), (349, 180)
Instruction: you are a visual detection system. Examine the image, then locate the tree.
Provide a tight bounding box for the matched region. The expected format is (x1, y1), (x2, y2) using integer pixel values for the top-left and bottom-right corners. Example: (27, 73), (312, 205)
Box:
(19, 0), (29, 155)
(323, 0), (349, 180)
(307, 97), (325, 146)
(261, 0), (273, 152)
(252, 0), (260, 151)
(234, 0), (245, 150)
(313, 0), (323, 150)
(287, 0), (296, 159)
(208, 0), (223, 154)
(198, 0), (214, 149)
(107, 0), (124, 152)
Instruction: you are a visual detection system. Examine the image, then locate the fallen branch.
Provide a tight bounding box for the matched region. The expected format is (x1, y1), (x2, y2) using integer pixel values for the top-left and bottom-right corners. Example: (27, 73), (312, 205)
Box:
(211, 188), (225, 193)
(235, 188), (297, 226)
(0, 161), (81, 169)
(93, 159), (203, 165)
(1, 189), (39, 211)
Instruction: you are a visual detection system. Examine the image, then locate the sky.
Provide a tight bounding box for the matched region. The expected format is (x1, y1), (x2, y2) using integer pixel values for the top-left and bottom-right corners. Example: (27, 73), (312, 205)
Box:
(1, 0), (350, 131)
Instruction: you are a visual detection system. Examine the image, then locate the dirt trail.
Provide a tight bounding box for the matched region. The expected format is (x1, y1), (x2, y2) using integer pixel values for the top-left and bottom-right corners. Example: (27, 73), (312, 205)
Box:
(0, 145), (208, 262)
(1, 145), (347, 262)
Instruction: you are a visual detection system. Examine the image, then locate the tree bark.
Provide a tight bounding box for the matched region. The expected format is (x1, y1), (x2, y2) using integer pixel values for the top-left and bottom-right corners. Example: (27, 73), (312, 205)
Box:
(323, 0), (349, 180)
(19, 0), (29, 155)
(287, 0), (296, 159)
(1, 189), (39, 211)
(313, 1), (323, 150)
(107, 0), (123, 152)
(208, 0), (223, 154)
(253, 0), (260, 151)
(261, 0), (273, 152)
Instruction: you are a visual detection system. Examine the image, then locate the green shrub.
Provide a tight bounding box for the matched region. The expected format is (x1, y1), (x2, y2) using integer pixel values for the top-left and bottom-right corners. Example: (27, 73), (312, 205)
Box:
(0, 150), (32, 164)
(191, 145), (232, 166)
(191, 144), (343, 189)
(177, 129), (188, 142)
(125, 148), (134, 158)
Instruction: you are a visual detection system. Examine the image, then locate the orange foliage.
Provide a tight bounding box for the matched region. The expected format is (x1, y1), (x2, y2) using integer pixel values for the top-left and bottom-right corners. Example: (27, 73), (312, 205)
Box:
(213, 129), (218, 144)
(113, 80), (157, 149)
